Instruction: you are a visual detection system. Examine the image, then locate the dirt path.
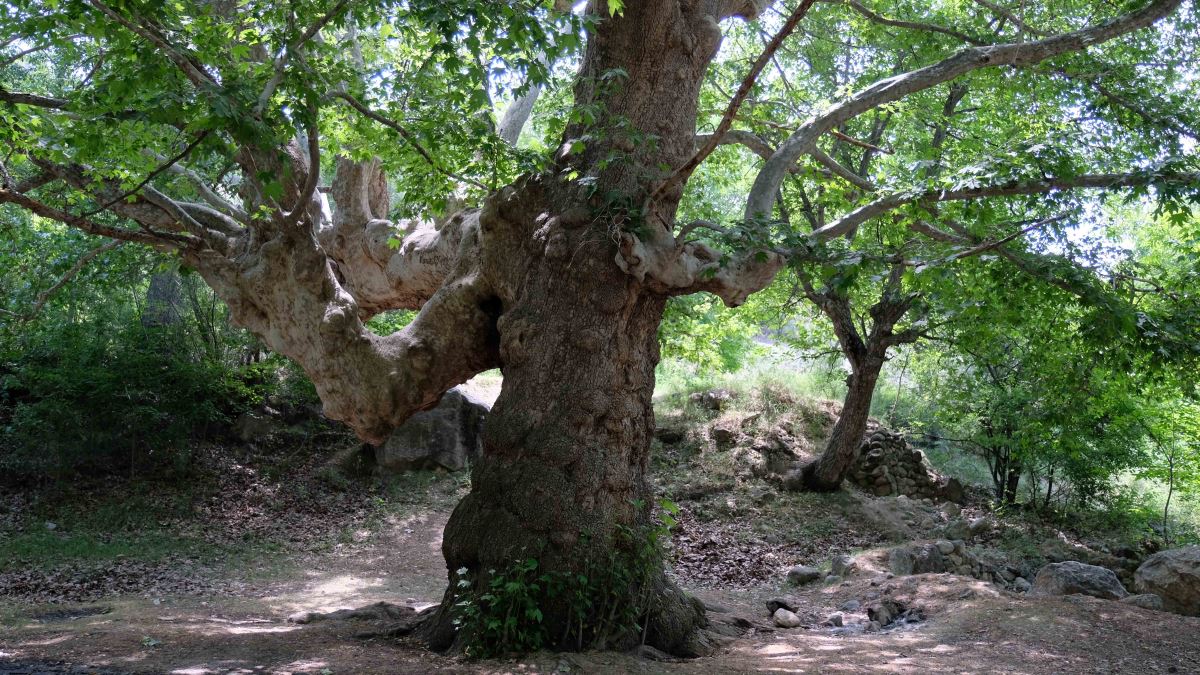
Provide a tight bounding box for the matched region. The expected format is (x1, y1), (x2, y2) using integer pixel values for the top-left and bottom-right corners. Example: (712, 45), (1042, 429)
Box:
(3, 504), (1199, 675)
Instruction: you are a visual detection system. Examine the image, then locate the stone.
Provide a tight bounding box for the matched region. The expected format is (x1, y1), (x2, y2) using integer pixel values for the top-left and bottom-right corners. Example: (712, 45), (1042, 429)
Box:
(1120, 593), (1164, 611)
(1134, 546), (1200, 616)
(233, 410), (286, 443)
(1013, 577), (1032, 593)
(940, 502), (962, 518)
(940, 516), (969, 538)
(690, 388), (732, 410)
(867, 599), (905, 626)
(374, 387), (489, 472)
(967, 517), (993, 538)
(765, 598), (797, 614)
(825, 612), (843, 627)
(1029, 561), (1128, 600)
(840, 599), (861, 612)
(889, 542), (946, 576)
(773, 608), (802, 628)
(831, 555), (856, 578)
(787, 565), (822, 586)
(711, 423), (739, 447)
(938, 477), (965, 504)
(936, 540), (955, 555)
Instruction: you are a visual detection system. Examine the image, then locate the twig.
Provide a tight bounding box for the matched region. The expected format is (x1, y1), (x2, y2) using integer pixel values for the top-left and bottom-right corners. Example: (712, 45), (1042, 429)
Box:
(654, 0), (817, 202)
(337, 92), (489, 191)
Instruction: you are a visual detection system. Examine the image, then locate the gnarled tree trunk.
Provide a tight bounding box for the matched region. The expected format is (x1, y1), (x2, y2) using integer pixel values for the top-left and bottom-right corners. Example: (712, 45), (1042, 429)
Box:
(797, 355), (885, 492)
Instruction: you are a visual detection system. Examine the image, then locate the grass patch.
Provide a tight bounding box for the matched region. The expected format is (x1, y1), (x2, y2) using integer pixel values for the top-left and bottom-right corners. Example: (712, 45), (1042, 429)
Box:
(0, 529), (211, 571)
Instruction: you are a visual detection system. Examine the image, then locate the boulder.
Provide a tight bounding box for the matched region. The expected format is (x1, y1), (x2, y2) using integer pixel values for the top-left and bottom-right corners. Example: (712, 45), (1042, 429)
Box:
(889, 542), (946, 576)
(765, 598), (797, 614)
(233, 409), (286, 443)
(939, 519), (972, 541)
(773, 608), (802, 628)
(1029, 561), (1128, 600)
(690, 388), (732, 410)
(937, 477), (965, 504)
(786, 565), (822, 586)
(1134, 546), (1200, 616)
(831, 555), (856, 578)
(1120, 593), (1164, 611)
(373, 387), (489, 472)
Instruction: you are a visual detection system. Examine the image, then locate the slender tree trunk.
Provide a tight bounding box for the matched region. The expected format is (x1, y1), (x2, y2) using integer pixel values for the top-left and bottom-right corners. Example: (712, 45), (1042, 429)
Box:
(1003, 461), (1022, 505)
(794, 356), (884, 492)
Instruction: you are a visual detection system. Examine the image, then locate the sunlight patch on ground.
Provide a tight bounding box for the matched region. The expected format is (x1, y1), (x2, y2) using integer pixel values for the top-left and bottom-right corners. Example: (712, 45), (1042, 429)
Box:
(917, 643), (959, 653)
(18, 634), (72, 646)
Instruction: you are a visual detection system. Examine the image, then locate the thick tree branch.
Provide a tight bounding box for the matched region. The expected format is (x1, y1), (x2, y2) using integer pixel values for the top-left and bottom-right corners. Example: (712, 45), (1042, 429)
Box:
(810, 171), (1200, 242)
(86, 0), (217, 88)
(745, 0), (1183, 219)
(655, 0), (817, 202)
(0, 86), (70, 109)
(832, 0), (986, 45)
(0, 186), (190, 247)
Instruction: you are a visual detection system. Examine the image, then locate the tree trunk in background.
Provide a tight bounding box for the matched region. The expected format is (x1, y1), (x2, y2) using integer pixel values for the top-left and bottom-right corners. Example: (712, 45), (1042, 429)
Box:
(141, 270), (182, 328)
(795, 356), (884, 492)
(1002, 461), (1022, 505)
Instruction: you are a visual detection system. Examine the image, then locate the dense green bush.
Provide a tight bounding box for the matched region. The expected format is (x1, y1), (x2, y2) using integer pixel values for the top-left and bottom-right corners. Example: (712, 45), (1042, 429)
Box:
(0, 319), (268, 480)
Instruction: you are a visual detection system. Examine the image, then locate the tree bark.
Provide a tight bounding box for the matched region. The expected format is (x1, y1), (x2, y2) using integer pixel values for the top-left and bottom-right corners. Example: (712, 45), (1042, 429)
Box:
(417, 2), (772, 655)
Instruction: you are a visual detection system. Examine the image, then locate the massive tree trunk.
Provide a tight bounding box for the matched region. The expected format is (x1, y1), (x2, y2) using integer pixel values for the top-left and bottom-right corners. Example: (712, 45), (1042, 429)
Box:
(419, 178), (709, 654)
(417, 2), (770, 654)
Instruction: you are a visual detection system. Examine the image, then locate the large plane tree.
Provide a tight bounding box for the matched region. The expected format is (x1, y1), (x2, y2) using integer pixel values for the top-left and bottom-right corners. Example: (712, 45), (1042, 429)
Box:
(2, 0), (1197, 655)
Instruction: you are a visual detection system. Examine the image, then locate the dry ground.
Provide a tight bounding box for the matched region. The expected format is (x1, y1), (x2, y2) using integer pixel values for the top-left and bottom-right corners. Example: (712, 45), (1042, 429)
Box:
(3, 500), (1199, 675)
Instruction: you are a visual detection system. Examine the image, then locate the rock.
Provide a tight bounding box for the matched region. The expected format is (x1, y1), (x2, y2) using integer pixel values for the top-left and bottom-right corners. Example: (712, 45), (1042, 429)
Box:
(840, 599), (861, 612)
(938, 477), (965, 504)
(773, 608), (802, 628)
(967, 517), (993, 538)
(233, 410), (286, 443)
(1013, 577), (1032, 593)
(44, 521), (57, 531)
(939, 519), (971, 541)
(936, 540), (955, 555)
(825, 574), (840, 584)
(825, 612), (843, 627)
(1120, 593), (1164, 611)
(1134, 546), (1200, 616)
(787, 565), (822, 586)
(690, 388), (732, 410)
(765, 598), (797, 614)
(831, 555), (856, 578)
(1029, 561), (1128, 600)
(711, 424), (739, 447)
(374, 387), (489, 472)
(889, 542), (946, 576)
(940, 502), (962, 518)
(867, 599), (905, 626)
